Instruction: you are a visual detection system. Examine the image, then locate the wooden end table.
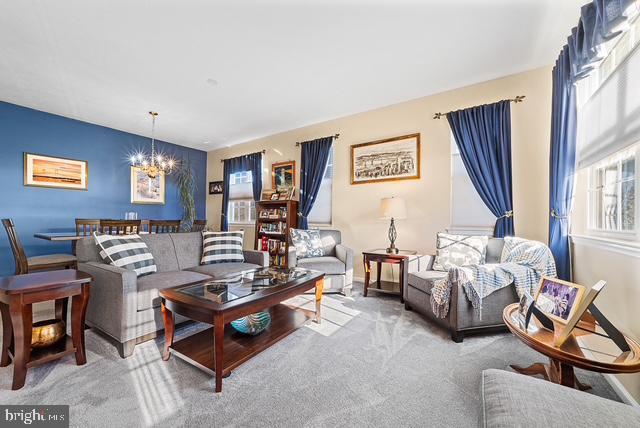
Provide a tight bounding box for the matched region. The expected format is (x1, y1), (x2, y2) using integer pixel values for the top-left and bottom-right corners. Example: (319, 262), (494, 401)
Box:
(503, 303), (640, 390)
(0, 270), (91, 390)
(362, 249), (417, 303)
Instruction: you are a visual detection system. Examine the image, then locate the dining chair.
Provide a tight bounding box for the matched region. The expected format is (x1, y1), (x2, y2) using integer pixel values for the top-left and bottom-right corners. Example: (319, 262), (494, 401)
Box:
(99, 219), (142, 235)
(2, 218), (77, 275)
(191, 220), (207, 232)
(75, 218), (100, 236)
(148, 220), (181, 234)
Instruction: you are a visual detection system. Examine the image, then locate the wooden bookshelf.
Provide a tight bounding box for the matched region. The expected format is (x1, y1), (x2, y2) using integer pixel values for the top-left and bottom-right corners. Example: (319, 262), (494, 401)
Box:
(254, 200), (298, 267)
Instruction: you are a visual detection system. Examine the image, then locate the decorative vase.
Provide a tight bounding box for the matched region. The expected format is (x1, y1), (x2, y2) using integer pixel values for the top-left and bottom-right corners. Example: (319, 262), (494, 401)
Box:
(32, 319), (65, 348)
(230, 311), (271, 335)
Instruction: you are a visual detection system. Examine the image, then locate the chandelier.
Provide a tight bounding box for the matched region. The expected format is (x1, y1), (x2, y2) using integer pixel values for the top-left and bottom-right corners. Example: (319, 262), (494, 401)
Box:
(130, 111), (176, 178)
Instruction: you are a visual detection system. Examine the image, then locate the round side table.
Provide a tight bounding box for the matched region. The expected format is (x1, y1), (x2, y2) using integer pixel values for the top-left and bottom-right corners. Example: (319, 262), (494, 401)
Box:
(503, 303), (640, 390)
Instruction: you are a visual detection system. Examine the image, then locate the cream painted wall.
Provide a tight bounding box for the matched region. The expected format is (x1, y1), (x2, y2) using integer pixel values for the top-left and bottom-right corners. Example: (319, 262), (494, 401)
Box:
(571, 168), (640, 403)
(206, 66), (553, 280)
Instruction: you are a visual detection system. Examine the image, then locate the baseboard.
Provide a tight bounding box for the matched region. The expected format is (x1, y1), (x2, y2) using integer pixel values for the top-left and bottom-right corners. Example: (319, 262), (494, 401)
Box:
(602, 373), (640, 407)
(577, 337), (639, 407)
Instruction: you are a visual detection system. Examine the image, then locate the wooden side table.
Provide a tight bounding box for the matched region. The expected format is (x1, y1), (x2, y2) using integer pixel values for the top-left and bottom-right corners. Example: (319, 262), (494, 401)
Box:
(362, 249), (417, 303)
(0, 270), (91, 390)
(503, 303), (640, 390)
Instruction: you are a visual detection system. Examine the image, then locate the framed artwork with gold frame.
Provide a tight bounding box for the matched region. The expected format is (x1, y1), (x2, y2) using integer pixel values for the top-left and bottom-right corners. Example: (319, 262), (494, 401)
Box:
(24, 153), (88, 190)
(272, 161), (295, 192)
(131, 166), (165, 204)
(351, 133), (420, 185)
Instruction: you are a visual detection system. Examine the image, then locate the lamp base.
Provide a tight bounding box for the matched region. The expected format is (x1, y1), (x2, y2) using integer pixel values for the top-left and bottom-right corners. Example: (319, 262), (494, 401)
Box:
(385, 246), (399, 254)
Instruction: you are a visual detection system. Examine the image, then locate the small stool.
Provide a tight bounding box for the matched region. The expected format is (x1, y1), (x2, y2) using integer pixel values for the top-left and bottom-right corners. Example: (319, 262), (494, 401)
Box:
(0, 270), (91, 390)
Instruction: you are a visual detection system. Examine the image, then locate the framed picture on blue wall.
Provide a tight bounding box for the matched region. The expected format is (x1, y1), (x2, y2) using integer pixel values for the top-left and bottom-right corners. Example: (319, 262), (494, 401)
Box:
(131, 166), (165, 204)
(24, 152), (88, 190)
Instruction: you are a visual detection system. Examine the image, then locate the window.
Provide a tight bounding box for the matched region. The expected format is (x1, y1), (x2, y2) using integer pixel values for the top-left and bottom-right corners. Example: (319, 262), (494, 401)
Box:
(588, 145), (638, 236)
(449, 135), (496, 235)
(228, 171), (256, 224)
(307, 147), (333, 225)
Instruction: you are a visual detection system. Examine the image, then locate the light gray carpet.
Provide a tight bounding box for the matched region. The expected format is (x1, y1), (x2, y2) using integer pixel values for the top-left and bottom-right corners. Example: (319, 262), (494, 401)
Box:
(0, 288), (620, 427)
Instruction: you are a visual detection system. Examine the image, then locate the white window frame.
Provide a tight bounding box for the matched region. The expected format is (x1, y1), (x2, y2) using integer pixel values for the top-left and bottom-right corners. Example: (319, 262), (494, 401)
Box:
(587, 144), (639, 241)
(307, 146), (334, 226)
(228, 171), (256, 225)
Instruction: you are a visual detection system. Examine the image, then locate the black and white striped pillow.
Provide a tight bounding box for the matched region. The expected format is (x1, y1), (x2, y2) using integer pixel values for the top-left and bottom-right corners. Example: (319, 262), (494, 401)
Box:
(201, 231), (245, 265)
(93, 232), (157, 277)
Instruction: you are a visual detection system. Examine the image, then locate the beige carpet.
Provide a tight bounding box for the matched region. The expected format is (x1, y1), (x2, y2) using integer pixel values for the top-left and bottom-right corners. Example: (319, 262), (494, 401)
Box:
(0, 288), (620, 427)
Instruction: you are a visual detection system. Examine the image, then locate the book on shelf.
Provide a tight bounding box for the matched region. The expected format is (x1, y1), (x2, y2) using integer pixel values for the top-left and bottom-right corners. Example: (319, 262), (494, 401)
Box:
(258, 207), (288, 220)
(258, 221), (287, 234)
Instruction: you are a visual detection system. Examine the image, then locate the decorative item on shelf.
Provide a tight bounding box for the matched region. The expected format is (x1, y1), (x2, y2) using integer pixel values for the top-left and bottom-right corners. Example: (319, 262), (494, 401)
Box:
(31, 319), (66, 348)
(380, 196), (407, 254)
(209, 181), (223, 195)
(261, 189), (276, 200)
(272, 161), (295, 192)
(351, 133), (420, 184)
(129, 112), (176, 179)
(270, 193), (280, 201)
(24, 153), (88, 191)
(230, 311), (272, 335)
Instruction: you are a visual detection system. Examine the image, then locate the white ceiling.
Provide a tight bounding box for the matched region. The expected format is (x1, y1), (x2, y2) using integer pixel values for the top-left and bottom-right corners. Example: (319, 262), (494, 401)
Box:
(0, 0), (584, 151)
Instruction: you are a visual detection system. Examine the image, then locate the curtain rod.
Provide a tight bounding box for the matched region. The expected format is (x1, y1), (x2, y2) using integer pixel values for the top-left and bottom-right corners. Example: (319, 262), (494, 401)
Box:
(433, 95), (525, 119)
(219, 149), (266, 163)
(295, 133), (340, 147)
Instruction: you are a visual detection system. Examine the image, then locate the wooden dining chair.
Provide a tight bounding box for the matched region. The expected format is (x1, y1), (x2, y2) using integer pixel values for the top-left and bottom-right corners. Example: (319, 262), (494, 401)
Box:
(2, 218), (77, 275)
(75, 218), (101, 236)
(191, 220), (207, 232)
(99, 219), (142, 235)
(148, 220), (181, 234)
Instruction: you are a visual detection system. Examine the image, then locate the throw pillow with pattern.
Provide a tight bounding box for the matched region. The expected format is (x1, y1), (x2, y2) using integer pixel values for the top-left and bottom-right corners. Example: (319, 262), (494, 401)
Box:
(93, 232), (157, 277)
(432, 232), (488, 271)
(290, 229), (324, 259)
(201, 230), (245, 265)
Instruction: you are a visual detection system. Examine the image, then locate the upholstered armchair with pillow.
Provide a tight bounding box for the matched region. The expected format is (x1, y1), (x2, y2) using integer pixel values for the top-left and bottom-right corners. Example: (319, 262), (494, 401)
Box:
(288, 229), (354, 296)
(404, 234), (519, 342)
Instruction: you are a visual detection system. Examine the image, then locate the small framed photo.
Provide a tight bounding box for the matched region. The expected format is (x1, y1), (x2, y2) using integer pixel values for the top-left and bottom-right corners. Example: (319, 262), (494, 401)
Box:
(261, 189), (275, 200)
(270, 193), (280, 201)
(534, 277), (585, 324)
(209, 181), (223, 195)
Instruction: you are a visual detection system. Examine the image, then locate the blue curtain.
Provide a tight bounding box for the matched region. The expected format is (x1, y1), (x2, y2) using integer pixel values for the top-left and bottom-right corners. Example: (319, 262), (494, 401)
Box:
(447, 101), (514, 237)
(549, 46), (578, 281)
(220, 152), (263, 231)
(299, 136), (334, 229)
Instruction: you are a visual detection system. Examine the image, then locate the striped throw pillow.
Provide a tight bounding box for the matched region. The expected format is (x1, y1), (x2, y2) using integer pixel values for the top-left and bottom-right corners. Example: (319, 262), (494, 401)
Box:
(201, 231), (245, 265)
(93, 232), (157, 277)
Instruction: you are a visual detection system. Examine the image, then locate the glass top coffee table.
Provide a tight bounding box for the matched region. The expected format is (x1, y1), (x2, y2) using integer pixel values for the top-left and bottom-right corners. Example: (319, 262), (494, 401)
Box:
(159, 267), (324, 393)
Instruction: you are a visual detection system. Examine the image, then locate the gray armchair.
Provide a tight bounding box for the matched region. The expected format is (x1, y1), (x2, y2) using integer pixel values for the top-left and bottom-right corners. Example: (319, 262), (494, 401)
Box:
(288, 229), (353, 296)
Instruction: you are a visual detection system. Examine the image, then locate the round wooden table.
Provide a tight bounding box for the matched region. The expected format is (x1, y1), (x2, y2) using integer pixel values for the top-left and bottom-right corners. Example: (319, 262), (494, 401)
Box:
(503, 303), (640, 390)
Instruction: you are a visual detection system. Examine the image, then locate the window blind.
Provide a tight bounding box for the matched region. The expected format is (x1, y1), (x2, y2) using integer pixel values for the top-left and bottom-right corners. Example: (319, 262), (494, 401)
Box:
(578, 40), (640, 168)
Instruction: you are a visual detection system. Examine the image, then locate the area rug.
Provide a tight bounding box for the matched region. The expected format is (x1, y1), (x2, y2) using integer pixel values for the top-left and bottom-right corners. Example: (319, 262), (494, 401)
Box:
(0, 289), (620, 427)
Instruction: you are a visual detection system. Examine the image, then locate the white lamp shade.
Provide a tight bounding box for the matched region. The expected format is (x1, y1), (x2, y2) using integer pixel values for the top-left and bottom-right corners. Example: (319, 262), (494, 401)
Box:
(380, 197), (407, 220)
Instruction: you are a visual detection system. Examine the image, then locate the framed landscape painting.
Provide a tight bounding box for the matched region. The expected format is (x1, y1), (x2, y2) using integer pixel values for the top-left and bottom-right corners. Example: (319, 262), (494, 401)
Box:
(131, 166), (165, 204)
(351, 133), (420, 184)
(24, 153), (88, 190)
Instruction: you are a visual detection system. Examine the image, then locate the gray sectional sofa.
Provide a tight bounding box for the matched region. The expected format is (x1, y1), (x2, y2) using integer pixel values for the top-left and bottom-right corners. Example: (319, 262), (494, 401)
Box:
(482, 369), (640, 427)
(404, 238), (518, 342)
(76, 232), (268, 357)
(287, 229), (354, 296)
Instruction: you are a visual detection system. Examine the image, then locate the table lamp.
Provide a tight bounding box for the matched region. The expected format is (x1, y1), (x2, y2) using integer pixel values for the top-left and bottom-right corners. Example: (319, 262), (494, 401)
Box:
(380, 197), (407, 254)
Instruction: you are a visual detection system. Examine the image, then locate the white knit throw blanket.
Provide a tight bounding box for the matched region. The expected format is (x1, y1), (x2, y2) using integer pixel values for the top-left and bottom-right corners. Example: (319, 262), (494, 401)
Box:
(430, 237), (557, 319)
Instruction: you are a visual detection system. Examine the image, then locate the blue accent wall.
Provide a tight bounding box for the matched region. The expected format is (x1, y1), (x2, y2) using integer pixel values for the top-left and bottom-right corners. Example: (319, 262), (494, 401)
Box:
(0, 101), (207, 276)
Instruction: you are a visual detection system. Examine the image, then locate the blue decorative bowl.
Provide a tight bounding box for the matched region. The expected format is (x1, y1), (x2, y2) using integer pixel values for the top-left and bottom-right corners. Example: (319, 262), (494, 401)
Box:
(230, 311), (271, 335)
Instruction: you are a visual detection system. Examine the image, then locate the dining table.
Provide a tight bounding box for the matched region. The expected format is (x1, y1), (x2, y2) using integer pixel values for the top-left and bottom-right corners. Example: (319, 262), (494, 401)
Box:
(34, 231), (149, 241)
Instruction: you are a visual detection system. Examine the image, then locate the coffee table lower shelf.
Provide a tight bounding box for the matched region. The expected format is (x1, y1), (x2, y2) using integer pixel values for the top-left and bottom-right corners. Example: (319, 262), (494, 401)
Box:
(169, 303), (312, 377)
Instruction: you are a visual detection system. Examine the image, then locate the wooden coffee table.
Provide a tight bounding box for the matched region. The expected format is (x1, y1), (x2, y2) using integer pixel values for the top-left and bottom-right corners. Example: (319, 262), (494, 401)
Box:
(160, 267), (324, 393)
(503, 303), (640, 390)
